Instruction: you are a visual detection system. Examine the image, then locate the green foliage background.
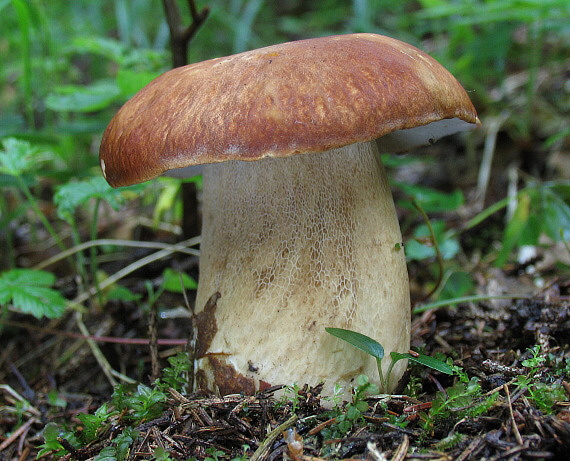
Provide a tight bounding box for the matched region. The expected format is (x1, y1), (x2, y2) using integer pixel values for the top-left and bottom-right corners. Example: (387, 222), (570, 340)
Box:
(1, 3), (569, 457)
(1, 0), (569, 318)
(3, 0), (569, 137)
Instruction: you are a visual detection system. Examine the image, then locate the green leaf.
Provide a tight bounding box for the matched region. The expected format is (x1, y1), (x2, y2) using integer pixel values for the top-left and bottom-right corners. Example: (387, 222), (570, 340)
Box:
(346, 404), (361, 419)
(47, 389), (67, 408)
(0, 269), (66, 319)
(161, 268), (198, 293)
(405, 221), (459, 261)
(116, 68), (160, 97)
(112, 384), (166, 423)
(390, 351), (454, 375)
(0, 137), (51, 176)
(495, 191), (531, 267)
(54, 177), (128, 221)
(36, 422), (68, 458)
(540, 188), (570, 241)
(45, 80), (121, 112)
(438, 271), (474, 301)
(152, 178), (182, 227)
(396, 182), (464, 213)
(106, 285), (142, 302)
(68, 36), (166, 73)
(10, 0), (33, 124)
(518, 186), (570, 246)
(326, 328), (384, 360)
(70, 36), (127, 63)
(0, 0), (10, 13)
(113, 427), (138, 461)
(77, 403), (114, 443)
(153, 446), (173, 461)
(94, 446), (118, 461)
(518, 214), (542, 246)
(160, 352), (192, 391)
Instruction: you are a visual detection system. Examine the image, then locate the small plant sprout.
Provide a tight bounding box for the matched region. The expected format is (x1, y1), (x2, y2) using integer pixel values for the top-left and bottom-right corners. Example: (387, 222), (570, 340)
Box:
(37, 353), (192, 458)
(514, 345), (566, 414)
(326, 327), (453, 392)
(521, 345), (546, 371)
(422, 376), (494, 432)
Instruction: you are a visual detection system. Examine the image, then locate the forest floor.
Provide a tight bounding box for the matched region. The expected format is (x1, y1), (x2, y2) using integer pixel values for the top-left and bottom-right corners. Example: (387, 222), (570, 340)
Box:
(1, 139), (569, 460)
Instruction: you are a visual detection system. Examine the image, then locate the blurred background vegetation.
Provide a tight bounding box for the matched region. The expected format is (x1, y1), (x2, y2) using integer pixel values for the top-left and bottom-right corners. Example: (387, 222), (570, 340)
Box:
(1, 0), (569, 318)
(1, 3), (569, 458)
(3, 0), (570, 155)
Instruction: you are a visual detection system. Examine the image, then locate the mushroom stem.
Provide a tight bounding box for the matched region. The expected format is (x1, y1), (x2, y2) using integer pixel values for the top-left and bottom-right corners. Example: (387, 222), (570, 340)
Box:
(194, 141), (410, 395)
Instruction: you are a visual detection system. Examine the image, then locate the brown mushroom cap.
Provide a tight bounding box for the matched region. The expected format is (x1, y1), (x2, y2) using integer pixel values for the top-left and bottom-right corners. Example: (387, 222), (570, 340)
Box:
(100, 33), (479, 187)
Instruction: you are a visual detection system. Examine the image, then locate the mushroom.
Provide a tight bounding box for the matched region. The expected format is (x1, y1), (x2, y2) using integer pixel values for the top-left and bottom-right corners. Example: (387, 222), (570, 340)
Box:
(100, 33), (479, 396)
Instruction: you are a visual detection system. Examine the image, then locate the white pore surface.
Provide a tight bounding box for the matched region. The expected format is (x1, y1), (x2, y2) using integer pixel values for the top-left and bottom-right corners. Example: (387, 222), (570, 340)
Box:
(376, 117), (475, 152)
(194, 141), (411, 395)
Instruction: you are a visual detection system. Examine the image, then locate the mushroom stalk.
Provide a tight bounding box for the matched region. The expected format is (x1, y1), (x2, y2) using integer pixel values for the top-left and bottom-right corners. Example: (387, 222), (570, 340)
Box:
(194, 141), (410, 395)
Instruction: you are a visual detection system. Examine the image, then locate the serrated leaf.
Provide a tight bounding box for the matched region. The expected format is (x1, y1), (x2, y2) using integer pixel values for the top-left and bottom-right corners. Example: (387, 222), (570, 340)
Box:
(54, 177), (127, 221)
(114, 427), (138, 460)
(326, 328), (384, 360)
(0, 137), (51, 176)
(77, 415), (104, 442)
(76, 402), (117, 443)
(0, 269), (66, 319)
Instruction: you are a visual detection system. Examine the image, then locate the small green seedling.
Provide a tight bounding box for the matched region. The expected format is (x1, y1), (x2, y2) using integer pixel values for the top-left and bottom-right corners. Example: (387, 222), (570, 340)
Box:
(514, 345), (566, 414)
(37, 423), (75, 458)
(321, 374), (379, 443)
(37, 353), (192, 458)
(326, 327), (453, 391)
(156, 352), (193, 392)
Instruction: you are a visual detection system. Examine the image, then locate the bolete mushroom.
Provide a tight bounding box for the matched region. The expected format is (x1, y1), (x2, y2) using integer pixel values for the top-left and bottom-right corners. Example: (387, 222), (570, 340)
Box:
(100, 33), (479, 396)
